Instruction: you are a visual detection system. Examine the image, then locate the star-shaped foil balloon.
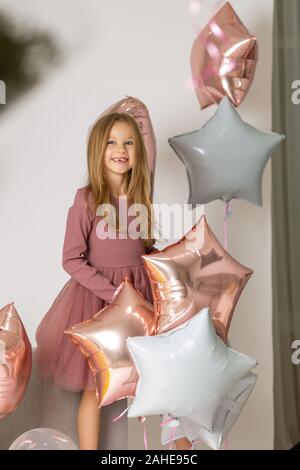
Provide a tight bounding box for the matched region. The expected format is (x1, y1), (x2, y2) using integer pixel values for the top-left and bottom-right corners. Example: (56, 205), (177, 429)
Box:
(142, 214), (253, 342)
(127, 308), (257, 431)
(168, 96), (285, 206)
(0, 302), (32, 420)
(191, 1), (258, 109)
(65, 277), (155, 407)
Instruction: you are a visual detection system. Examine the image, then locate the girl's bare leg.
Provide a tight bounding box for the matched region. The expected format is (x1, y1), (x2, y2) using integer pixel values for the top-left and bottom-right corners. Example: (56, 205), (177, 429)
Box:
(77, 389), (101, 450)
(174, 437), (192, 450)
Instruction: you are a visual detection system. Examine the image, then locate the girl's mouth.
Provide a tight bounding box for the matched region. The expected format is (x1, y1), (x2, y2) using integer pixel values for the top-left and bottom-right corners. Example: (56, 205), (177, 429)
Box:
(112, 157), (129, 163)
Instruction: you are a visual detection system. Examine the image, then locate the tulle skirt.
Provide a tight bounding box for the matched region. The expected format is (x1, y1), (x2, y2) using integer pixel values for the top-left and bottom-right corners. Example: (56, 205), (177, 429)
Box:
(35, 264), (153, 392)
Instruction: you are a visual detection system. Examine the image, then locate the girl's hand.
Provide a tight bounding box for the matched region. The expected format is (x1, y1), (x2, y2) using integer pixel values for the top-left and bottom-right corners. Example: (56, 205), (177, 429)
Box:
(146, 246), (160, 255)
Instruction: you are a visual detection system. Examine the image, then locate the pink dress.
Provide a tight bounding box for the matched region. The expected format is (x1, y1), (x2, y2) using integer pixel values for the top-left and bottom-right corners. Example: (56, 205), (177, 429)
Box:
(35, 186), (154, 392)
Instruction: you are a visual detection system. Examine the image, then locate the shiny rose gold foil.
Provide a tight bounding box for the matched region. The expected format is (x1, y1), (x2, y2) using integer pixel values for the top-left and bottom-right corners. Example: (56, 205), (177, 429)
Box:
(191, 2), (258, 109)
(142, 215), (253, 342)
(0, 302), (32, 420)
(65, 277), (155, 407)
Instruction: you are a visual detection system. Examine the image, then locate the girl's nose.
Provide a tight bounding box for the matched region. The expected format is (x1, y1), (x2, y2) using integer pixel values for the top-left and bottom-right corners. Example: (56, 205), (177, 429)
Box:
(116, 145), (127, 153)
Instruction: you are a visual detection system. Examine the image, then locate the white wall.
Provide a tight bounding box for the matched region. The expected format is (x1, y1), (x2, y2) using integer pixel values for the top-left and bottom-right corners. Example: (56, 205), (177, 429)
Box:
(0, 0), (274, 449)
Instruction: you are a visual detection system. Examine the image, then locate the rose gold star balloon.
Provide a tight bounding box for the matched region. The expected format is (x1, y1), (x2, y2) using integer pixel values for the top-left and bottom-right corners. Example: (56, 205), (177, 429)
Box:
(0, 302), (32, 420)
(99, 95), (157, 197)
(65, 277), (155, 407)
(190, 1), (258, 109)
(142, 215), (253, 342)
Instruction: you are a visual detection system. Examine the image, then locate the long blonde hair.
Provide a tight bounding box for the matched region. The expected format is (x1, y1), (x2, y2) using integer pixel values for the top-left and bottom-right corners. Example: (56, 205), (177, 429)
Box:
(83, 111), (156, 249)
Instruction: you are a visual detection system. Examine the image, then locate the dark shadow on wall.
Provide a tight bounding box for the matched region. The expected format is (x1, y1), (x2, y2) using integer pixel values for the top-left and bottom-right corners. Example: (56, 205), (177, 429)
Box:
(0, 10), (62, 114)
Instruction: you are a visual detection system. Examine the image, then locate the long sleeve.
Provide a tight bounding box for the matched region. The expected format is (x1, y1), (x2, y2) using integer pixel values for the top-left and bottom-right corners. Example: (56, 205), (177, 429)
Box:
(62, 188), (118, 303)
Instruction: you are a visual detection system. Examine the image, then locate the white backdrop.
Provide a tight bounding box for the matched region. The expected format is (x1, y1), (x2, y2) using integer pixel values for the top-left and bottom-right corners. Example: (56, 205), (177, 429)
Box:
(0, 0), (274, 449)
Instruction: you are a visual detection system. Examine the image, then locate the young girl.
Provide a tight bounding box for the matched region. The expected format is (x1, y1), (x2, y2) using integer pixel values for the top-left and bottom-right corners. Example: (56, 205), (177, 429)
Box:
(35, 111), (157, 450)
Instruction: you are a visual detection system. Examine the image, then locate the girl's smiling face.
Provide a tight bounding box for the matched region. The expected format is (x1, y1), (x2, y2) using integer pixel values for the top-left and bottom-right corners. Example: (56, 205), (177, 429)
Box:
(103, 121), (135, 176)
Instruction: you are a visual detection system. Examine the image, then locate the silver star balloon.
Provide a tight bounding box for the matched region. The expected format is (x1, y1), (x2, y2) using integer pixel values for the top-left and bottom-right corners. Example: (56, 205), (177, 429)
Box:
(168, 96), (285, 207)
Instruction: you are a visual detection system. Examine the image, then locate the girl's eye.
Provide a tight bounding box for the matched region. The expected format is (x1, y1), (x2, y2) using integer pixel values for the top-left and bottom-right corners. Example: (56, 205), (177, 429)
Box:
(107, 140), (134, 145)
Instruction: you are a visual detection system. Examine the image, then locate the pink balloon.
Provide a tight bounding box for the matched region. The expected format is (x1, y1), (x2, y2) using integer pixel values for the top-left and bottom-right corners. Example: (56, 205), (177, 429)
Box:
(0, 302), (32, 420)
(142, 215), (253, 342)
(190, 2), (258, 109)
(65, 277), (155, 407)
(99, 96), (157, 198)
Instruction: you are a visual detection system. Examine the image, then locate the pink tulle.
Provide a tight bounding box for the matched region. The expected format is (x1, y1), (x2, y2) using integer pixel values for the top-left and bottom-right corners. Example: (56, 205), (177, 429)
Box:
(35, 264), (153, 392)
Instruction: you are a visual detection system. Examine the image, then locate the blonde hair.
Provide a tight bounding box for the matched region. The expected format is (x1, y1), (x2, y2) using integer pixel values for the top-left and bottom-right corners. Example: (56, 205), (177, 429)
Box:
(83, 111), (157, 249)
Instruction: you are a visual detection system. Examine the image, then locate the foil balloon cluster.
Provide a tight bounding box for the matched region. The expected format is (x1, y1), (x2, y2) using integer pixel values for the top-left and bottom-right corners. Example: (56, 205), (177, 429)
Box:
(126, 216), (257, 449)
(0, 302), (32, 420)
(132, 4), (277, 447)
(185, 3), (285, 208)
(65, 215), (257, 450)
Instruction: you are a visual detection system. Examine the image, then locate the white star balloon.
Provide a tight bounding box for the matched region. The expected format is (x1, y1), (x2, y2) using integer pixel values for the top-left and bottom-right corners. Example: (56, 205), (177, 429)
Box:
(168, 96), (285, 207)
(127, 307), (257, 431)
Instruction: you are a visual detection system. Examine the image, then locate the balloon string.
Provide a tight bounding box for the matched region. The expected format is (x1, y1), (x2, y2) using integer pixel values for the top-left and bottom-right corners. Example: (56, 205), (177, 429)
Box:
(138, 416), (148, 450)
(112, 406), (128, 423)
(160, 417), (174, 427)
(223, 202), (232, 250)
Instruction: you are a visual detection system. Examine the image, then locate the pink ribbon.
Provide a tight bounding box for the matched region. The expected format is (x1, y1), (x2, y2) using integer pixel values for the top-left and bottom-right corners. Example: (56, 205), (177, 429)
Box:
(112, 406), (128, 423)
(223, 202), (231, 451)
(223, 437), (229, 450)
(138, 416), (148, 450)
